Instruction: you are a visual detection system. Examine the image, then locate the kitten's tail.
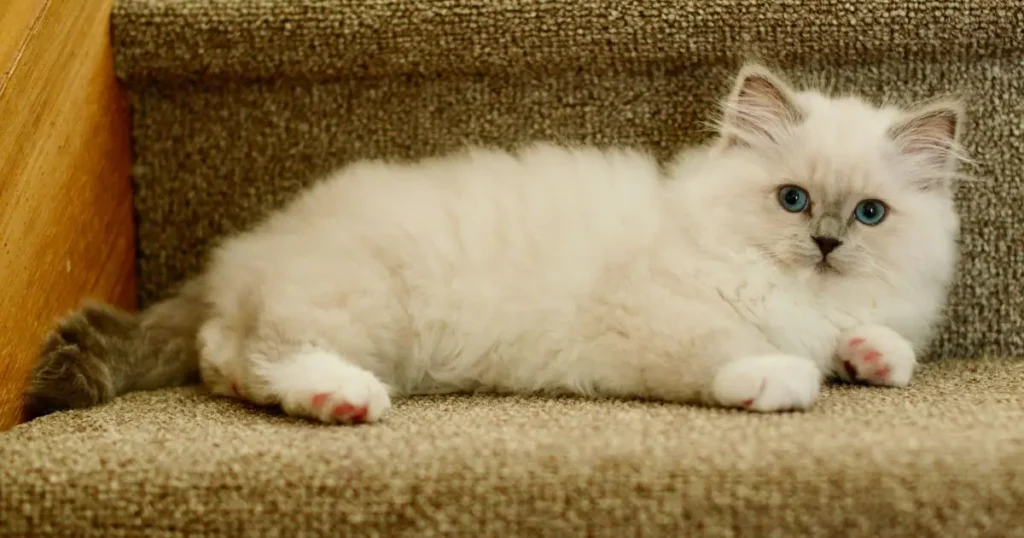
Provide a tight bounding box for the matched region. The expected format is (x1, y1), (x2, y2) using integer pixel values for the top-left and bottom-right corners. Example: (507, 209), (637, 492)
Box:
(23, 278), (207, 421)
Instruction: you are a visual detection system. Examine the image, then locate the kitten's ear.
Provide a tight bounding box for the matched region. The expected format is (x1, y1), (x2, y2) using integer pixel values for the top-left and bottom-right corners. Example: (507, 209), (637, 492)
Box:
(889, 100), (966, 190)
(718, 64), (804, 148)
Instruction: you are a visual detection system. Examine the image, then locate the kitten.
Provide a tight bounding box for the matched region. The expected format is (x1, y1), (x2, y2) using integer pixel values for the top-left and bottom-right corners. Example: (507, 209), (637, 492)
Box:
(24, 64), (966, 424)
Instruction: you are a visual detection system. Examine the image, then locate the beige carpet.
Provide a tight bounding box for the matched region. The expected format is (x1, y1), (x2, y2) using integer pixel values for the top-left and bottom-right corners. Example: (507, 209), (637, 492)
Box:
(2, 358), (1023, 536)
(110, 0), (1023, 81)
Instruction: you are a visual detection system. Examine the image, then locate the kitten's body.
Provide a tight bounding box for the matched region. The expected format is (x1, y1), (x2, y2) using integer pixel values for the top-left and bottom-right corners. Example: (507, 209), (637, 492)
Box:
(25, 65), (965, 423)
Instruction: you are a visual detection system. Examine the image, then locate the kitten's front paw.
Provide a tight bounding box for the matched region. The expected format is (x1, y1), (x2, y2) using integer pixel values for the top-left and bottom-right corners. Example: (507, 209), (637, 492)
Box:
(711, 354), (822, 412)
(837, 325), (916, 387)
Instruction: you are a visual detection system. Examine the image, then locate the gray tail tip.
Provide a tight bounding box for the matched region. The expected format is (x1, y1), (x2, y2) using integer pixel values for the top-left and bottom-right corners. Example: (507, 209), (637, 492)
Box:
(22, 302), (137, 421)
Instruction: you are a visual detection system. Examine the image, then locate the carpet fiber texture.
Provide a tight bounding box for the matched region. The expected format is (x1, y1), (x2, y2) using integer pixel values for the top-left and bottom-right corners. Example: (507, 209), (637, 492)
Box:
(2, 359), (1023, 536)
(110, 0), (1024, 81)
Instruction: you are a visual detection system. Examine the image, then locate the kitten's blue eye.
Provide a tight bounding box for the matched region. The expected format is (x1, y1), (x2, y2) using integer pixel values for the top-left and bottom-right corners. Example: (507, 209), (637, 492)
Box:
(854, 200), (887, 226)
(778, 186), (809, 213)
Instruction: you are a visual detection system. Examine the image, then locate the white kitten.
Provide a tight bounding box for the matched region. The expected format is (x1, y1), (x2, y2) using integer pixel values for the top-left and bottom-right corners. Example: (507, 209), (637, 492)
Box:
(26, 64), (966, 424)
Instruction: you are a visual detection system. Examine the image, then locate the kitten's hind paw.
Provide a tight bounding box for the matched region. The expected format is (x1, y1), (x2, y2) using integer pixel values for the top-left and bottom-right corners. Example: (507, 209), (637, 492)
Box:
(711, 354), (822, 412)
(266, 350), (392, 425)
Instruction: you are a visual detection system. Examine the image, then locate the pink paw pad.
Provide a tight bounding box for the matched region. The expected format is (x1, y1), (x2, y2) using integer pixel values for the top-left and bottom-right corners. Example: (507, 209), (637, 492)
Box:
(839, 326), (915, 387)
(332, 403), (368, 421)
(311, 393), (329, 409)
(739, 379), (766, 409)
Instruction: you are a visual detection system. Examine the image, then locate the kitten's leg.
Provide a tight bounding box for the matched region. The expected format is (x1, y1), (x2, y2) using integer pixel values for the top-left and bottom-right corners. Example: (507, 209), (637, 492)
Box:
(203, 287), (398, 424)
(708, 354), (823, 412)
(624, 328), (823, 412)
(245, 348), (392, 424)
(834, 324), (916, 387)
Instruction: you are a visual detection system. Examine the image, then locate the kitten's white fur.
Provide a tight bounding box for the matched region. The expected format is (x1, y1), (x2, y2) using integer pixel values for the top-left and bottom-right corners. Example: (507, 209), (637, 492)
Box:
(195, 65), (965, 423)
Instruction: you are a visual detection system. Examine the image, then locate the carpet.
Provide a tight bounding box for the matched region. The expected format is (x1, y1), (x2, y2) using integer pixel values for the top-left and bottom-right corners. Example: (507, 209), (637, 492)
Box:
(2, 358), (1023, 536)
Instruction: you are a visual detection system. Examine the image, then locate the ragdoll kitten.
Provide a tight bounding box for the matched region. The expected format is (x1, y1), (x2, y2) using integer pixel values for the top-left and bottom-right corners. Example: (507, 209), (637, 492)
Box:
(25, 64), (966, 424)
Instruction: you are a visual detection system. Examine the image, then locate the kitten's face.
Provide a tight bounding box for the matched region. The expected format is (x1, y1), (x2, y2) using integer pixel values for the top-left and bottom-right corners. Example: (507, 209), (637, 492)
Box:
(697, 66), (964, 286)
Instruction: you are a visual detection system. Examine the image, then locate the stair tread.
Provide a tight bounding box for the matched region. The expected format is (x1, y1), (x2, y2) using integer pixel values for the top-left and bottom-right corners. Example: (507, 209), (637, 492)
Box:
(112, 0), (1024, 82)
(2, 358), (1022, 535)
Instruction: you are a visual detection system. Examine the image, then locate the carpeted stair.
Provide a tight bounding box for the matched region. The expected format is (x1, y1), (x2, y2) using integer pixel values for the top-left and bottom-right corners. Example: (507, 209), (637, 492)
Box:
(2, 1), (1024, 535)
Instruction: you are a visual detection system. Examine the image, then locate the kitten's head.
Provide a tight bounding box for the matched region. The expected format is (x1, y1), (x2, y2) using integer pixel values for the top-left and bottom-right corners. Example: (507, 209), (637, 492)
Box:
(690, 64), (967, 288)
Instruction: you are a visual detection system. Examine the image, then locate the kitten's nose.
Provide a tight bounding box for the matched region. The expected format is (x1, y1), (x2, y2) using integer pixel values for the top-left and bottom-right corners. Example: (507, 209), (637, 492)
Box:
(812, 236), (843, 256)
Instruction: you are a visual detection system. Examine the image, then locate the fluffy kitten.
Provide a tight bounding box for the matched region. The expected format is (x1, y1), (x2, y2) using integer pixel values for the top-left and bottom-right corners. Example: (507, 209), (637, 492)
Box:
(24, 64), (966, 424)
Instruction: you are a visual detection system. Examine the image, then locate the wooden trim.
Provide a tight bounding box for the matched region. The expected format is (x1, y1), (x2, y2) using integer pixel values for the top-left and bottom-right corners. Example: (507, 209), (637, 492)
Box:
(0, 0), (48, 90)
(0, 0), (136, 430)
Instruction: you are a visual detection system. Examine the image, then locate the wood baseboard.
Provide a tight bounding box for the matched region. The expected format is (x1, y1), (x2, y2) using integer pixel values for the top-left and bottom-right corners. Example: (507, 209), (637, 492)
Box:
(0, 0), (136, 430)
